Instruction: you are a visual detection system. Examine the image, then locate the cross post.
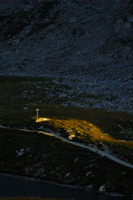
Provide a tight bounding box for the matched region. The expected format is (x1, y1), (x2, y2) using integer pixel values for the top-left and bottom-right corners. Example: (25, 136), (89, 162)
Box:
(36, 108), (39, 119)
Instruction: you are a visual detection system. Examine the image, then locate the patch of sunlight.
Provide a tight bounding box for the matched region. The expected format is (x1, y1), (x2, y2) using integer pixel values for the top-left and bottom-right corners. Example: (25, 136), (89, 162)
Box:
(43, 118), (114, 142)
(114, 140), (133, 149)
(36, 118), (50, 122)
(37, 118), (133, 149)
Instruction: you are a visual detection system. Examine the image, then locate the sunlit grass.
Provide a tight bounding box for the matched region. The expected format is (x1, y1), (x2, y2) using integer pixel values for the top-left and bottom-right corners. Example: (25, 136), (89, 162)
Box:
(40, 118), (133, 148)
(44, 118), (114, 142)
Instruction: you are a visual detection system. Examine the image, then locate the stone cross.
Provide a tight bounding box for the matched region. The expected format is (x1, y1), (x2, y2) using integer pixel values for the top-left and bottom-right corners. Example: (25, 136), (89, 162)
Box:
(36, 108), (39, 118)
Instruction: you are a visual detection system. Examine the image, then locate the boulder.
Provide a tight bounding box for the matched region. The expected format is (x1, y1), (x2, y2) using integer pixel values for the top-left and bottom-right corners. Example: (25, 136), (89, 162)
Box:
(114, 19), (123, 33)
(98, 185), (106, 193)
(128, 17), (133, 27)
(59, 93), (68, 98)
(124, 22), (131, 29)
(125, 46), (131, 54)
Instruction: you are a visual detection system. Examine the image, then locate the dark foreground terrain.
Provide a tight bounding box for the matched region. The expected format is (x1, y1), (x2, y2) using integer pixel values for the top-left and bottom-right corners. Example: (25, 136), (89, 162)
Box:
(0, 127), (133, 198)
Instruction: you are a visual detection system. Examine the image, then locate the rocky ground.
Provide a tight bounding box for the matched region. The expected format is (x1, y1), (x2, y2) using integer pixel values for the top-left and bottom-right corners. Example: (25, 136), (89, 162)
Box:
(0, 0), (133, 112)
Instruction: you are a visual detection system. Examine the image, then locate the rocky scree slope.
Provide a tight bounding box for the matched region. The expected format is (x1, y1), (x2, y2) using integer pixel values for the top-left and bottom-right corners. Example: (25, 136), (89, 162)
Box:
(0, 0), (133, 112)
